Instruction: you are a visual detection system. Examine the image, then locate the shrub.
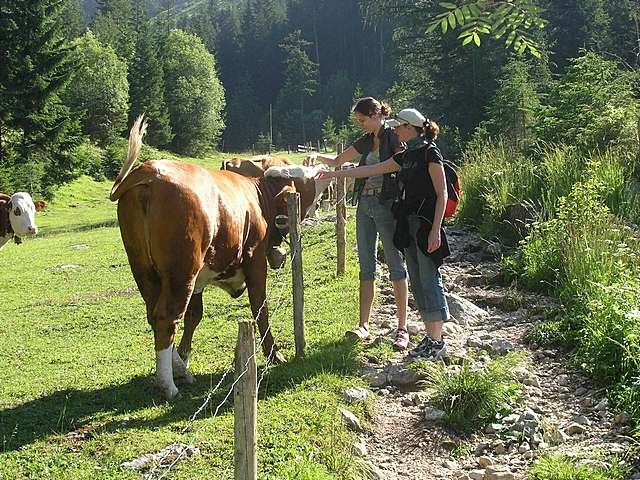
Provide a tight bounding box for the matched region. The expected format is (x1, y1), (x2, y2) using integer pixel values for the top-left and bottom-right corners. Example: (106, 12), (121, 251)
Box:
(417, 354), (522, 433)
(529, 455), (628, 480)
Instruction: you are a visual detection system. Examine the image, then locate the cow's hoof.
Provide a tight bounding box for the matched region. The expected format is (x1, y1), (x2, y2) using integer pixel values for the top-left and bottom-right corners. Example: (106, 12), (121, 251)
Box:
(158, 382), (180, 401)
(174, 370), (195, 385)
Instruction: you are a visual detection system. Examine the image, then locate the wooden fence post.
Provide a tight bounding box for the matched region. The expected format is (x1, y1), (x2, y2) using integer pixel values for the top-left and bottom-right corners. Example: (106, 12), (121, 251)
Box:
(287, 191), (305, 357)
(234, 320), (257, 480)
(336, 169), (346, 276)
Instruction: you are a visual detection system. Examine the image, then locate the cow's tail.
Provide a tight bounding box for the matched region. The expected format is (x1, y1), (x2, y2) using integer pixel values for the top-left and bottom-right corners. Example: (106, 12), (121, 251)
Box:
(109, 115), (148, 201)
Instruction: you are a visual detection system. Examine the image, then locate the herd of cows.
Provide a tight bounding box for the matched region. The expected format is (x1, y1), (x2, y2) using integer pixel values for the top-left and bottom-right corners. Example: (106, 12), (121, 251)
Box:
(2, 117), (337, 400)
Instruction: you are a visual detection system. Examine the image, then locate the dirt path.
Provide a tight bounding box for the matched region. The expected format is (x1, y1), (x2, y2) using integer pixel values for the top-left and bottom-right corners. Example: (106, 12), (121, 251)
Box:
(350, 226), (639, 480)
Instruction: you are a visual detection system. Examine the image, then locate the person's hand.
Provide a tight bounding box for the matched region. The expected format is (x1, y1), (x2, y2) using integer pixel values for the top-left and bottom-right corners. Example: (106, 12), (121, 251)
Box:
(304, 153), (317, 166)
(314, 169), (335, 180)
(427, 227), (441, 253)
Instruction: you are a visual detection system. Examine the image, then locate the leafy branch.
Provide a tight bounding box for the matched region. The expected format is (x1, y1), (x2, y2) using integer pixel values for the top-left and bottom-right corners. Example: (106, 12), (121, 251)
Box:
(426, 1), (545, 57)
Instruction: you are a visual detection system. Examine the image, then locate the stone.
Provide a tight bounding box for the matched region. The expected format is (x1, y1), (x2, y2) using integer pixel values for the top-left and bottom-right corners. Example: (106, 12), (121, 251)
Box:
(490, 339), (514, 355)
(364, 371), (387, 388)
(485, 423), (505, 434)
(387, 364), (420, 387)
(447, 292), (489, 325)
(485, 469), (515, 480)
(443, 459), (459, 470)
(518, 443), (531, 453)
(343, 387), (369, 404)
(581, 397), (594, 408)
(523, 451), (534, 460)
(614, 412), (632, 425)
(353, 440), (368, 457)
(121, 442), (200, 470)
(595, 398), (609, 411)
(571, 414), (591, 426)
(424, 406), (446, 422)
(339, 408), (363, 433)
(443, 322), (465, 336)
(475, 442), (490, 456)
(545, 428), (569, 445)
(493, 441), (506, 455)
(469, 470), (486, 480)
(556, 374), (570, 386)
(566, 423), (587, 435)
(479, 456), (494, 467)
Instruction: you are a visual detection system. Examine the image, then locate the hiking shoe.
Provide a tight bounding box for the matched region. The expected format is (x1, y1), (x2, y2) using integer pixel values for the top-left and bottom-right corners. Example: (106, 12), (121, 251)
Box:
(410, 336), (446, 361)
(392, 328), (409, 351)
(409, 335), (434, 357)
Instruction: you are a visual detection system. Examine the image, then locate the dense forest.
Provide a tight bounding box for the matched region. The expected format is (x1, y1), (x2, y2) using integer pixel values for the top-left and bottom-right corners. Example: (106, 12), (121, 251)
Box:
(1, 0), (639, 192)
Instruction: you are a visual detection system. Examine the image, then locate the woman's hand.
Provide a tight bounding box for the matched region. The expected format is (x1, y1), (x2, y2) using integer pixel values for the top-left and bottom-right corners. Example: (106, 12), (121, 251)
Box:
(314, 169), (336, 180)
(427, 227), (441, 253)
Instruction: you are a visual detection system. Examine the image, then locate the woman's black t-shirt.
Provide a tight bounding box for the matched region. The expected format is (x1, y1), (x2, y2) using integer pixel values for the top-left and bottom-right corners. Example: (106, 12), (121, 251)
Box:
(391, 140), (450, 265)
(392, 141), (443, 219)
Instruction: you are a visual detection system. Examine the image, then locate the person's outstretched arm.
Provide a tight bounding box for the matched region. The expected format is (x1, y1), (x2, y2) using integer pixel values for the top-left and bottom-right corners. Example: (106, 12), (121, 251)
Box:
(318, 157), (400, 179)
(306, 146), (360, 167)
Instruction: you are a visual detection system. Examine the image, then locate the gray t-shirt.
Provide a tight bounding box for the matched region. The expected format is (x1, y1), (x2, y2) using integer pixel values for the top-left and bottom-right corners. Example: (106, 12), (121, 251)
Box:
(363, 149), (383, 191)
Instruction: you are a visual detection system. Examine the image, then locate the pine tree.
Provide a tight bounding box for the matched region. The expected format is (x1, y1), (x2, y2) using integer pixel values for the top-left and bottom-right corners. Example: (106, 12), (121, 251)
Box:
(93, 0), (134, 60)
(0, 0), (81, 191)
(278, 30), (318, 144)
(128, 0), (172, 147)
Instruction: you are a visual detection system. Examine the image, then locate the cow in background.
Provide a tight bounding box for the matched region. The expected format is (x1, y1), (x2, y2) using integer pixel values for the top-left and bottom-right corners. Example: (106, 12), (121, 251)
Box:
(0, 192), (39, 250)
(221, 155), (292, 177)
(110, 117), (332, 399)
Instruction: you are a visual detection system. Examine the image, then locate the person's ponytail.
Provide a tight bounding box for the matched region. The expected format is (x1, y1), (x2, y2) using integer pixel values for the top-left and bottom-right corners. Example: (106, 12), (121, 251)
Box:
(423, 119), (439, 141)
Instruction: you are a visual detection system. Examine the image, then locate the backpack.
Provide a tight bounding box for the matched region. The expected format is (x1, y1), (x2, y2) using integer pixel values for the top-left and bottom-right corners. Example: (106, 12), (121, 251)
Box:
(442, 160), (461, 219)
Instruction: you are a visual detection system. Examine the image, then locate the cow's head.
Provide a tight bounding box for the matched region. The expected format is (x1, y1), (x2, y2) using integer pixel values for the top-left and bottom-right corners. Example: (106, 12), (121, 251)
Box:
(2, 192), (38, 240)
(264, 165), (333, 219)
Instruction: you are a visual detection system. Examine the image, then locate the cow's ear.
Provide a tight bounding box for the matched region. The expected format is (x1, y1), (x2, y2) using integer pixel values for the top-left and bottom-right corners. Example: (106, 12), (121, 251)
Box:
(274, 183), (296, 205)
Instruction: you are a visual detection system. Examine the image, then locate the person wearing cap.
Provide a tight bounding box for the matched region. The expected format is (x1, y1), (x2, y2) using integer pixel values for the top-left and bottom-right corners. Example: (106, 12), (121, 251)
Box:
(317, 108), (450, 361)
(306, 97), (410, 350)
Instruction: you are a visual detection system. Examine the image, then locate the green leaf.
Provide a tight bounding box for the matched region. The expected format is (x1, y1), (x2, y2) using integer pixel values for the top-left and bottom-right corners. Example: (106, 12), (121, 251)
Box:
(439, 2), (457, 9)
(468, 3), (482, 17)
(462, 5), (472, 18)
(448, 12), (457, 29)
(473, 32), (481, 46)
(454, 8), (465, 25)
(505, 30), (517, 47)
(462, 35), (474, 46)
(427, 20), (441, 34)
(477, 26), (491, 34)
(493, 24), (508, 39)
(441, 17), (449, 34)
(457, 30), (474, 39)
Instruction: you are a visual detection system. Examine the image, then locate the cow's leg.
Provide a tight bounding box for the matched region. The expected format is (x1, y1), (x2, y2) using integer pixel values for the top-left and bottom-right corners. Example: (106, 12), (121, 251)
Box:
(176, 292), (203, 375)
(150, 277), (195, 400)
(245, 253), (286, 364)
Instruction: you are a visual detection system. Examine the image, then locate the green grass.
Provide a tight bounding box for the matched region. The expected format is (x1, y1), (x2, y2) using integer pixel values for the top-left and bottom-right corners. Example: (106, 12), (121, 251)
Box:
(529, 455), (629, 480)
(415, 353), (522, 434)
(0, 173), (369, 479)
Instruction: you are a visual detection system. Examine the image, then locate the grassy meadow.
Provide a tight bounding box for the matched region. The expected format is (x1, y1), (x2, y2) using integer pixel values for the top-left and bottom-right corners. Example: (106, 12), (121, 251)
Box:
(0, 151), (370, 479)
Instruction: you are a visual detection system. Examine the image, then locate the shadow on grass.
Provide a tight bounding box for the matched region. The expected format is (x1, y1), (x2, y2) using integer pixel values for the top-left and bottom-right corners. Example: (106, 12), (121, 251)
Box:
(0, 337), (359, 452)
(37, 219), (119, 238)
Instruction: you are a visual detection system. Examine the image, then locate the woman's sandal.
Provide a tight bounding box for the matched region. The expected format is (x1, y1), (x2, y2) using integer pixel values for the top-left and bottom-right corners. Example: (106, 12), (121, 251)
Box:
(345, 326), (371, 342)
(393, 328), (409, 351)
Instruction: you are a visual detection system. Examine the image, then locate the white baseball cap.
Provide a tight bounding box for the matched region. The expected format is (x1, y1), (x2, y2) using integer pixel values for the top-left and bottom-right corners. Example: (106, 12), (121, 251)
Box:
(386, 108), (426, 128)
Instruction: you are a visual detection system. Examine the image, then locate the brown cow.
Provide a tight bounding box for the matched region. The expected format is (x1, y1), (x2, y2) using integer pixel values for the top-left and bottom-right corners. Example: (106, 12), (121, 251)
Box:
(110, 118), (331, 400)
(221, 155), (291, 177)
(0, 192), (38, 250)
